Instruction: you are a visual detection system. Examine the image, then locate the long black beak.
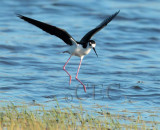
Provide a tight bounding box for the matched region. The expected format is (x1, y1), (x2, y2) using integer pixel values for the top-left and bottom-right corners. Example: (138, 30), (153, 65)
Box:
(93, 47), (98, 57)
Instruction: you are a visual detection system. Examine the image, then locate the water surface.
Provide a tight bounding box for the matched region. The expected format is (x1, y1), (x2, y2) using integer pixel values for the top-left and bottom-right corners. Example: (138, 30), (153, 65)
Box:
(0, 0), (160, 122)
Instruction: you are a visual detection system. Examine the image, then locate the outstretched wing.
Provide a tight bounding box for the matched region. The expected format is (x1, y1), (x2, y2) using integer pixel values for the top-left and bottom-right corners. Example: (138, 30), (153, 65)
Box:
(17, 14), (77, 46)
(80, 10), (120, 48)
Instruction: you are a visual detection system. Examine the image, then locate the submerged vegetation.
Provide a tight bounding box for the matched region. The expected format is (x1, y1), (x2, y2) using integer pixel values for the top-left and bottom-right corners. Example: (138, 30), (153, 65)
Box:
(0, 102), (159, 129)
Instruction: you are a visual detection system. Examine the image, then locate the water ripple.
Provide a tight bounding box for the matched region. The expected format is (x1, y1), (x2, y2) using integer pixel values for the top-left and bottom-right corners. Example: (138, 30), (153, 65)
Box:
(0, 0), (160, 120)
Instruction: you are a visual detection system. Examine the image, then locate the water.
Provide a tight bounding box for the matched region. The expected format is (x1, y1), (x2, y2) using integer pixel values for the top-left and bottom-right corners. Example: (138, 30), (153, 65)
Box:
(0, 0), (160, 122)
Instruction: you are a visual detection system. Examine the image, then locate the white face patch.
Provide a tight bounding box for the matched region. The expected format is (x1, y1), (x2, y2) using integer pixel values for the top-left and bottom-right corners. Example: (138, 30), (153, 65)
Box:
(92, 44), (96, 48)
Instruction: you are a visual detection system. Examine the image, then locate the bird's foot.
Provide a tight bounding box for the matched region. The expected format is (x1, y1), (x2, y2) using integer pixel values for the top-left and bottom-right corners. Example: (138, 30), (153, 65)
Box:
(75, 77), (86, 92)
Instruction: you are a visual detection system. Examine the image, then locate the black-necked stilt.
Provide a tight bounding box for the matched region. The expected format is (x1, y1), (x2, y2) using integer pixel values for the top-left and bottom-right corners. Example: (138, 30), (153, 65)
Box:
(17, 10), (120, 92)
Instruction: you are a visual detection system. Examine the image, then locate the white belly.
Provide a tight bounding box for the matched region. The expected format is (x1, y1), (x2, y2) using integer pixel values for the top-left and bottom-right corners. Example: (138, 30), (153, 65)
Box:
(68, 44), (92, 57)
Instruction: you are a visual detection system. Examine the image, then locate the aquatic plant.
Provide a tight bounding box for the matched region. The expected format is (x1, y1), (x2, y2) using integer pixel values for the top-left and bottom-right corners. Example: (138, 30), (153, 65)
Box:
(0, 103), (158, 129)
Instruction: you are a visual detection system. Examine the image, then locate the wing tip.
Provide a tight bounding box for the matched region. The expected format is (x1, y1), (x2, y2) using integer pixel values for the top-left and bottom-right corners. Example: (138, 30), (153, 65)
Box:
(114, 10), (120, 16)
(16, 14), (24, 19)
(109, 10), (120, 21)
(117, 10), (120, 14)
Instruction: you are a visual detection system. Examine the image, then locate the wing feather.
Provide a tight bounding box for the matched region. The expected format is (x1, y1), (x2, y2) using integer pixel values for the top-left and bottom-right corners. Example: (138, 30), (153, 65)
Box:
(17, 14), (76, 46)
(80, 10), (120, 48)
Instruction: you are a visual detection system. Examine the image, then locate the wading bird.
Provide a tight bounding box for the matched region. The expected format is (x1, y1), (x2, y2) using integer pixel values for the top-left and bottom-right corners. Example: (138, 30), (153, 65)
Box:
(17, 10), (120, 92)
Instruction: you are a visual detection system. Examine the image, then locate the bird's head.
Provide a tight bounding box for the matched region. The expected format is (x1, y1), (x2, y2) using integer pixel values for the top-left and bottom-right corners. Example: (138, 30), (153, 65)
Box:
(88, 40), (98, 57)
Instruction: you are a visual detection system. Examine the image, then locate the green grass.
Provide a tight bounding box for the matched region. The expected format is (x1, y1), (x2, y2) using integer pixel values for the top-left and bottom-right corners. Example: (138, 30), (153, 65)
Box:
(0, 102), (159, 130)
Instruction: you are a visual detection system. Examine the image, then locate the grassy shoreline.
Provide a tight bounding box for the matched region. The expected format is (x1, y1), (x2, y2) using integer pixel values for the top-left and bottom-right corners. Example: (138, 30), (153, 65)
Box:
(0, 103), (159, 129)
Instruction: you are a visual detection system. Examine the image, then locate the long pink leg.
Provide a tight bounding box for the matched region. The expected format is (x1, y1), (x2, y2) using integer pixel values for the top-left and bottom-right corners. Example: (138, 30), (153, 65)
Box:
(75, 57), (86, 92)
(63, 56), (72, 85)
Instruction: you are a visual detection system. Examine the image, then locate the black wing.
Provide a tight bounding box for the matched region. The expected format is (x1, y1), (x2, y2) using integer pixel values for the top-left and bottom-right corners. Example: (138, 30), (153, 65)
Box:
(17, 14), (76, 46)
(80, 10), (120, 48)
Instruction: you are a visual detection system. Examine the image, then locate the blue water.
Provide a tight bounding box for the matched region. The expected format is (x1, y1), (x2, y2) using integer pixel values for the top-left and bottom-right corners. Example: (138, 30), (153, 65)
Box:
(0, 0), (160, 122)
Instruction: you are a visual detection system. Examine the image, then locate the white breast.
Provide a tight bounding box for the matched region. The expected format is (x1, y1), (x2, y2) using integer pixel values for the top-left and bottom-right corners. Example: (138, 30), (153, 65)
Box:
(68, 44), (91, 57)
